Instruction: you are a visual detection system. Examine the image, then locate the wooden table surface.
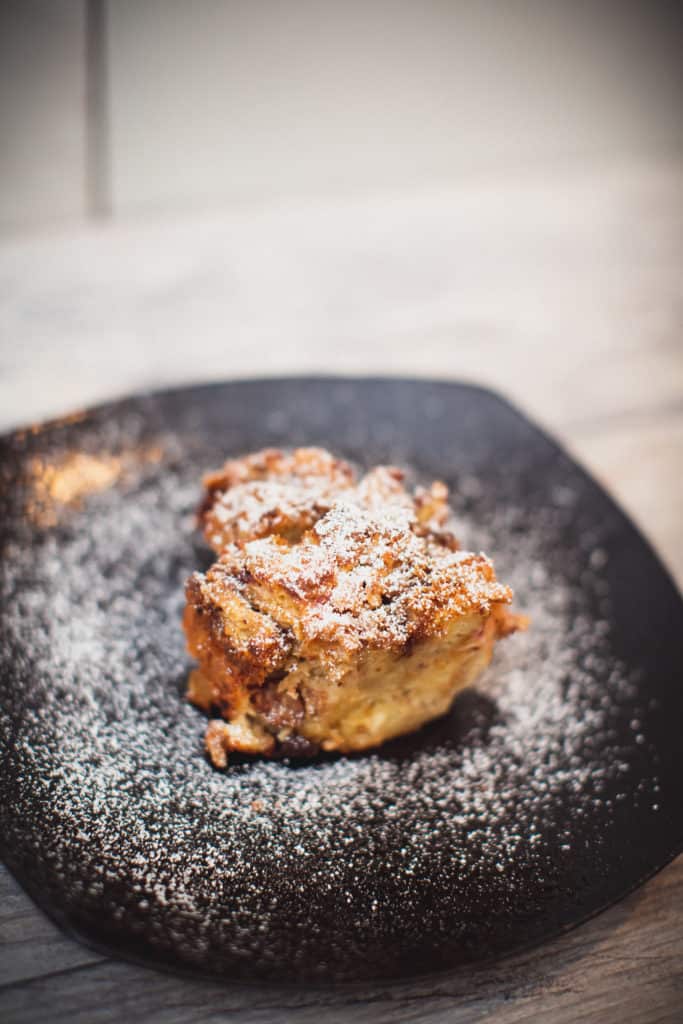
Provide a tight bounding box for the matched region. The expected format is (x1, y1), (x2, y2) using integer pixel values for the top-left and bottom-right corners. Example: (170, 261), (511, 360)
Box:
(1, 158), (681, 1023)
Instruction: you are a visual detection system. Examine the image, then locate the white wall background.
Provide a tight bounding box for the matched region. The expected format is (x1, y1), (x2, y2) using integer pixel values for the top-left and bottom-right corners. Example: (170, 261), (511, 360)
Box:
(1, 0), (682, 232)
(0, 1), (86, 230)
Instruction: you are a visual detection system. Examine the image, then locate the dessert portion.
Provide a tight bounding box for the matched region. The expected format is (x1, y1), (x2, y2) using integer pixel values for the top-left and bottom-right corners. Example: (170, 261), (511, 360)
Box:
(184, 448), (524, 767)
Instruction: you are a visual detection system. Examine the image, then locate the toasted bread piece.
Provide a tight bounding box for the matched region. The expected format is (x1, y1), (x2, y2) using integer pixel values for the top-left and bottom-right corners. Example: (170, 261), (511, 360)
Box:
(184, 450), (524, 766)
(200, 447), (356, 550)
(200, 447), (457, 553)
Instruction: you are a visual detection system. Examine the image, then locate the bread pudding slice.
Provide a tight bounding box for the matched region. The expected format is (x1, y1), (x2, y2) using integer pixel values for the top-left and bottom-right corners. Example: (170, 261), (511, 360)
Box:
(184, 450), (523, 766)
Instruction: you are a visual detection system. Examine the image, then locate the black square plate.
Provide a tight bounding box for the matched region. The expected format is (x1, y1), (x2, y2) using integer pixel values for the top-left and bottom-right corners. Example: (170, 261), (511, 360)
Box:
(0, 378), (681, 984)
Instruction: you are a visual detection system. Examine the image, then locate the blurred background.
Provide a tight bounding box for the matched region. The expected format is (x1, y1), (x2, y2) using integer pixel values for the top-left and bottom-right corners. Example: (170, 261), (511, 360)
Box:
(1, 1), (682, 227)
(0, 0), (682, 575)
(1, 0), (683, 226)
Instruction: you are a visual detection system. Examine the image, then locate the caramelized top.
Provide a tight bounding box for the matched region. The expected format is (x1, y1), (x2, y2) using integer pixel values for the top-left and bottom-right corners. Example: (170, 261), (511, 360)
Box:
(200, 446), (456, 552)
(200, 447), (356, 549)
(187, 451), (513, 685)
(215, 502), (510, 664)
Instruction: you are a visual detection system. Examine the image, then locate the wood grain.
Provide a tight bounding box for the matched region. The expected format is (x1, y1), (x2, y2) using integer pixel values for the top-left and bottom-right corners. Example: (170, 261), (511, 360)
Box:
(0, 869), (105, 989)
(0, 158), (681, 1022)
(1, 858), (681, 1023)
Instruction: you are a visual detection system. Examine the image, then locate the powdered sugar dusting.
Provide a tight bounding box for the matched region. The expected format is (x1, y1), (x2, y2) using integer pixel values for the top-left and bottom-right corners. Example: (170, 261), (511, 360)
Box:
(226, 496), (510, 659)
(0, 383), (673, 984)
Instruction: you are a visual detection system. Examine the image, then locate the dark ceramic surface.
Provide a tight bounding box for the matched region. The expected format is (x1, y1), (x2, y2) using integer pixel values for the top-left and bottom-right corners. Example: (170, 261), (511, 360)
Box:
(0, 378), (681, 983)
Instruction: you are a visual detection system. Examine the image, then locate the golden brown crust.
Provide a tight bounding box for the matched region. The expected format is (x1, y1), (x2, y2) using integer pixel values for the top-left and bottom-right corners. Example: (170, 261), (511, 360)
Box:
(199, 447), (459, 553)
(184, 447), (525, 766)
(183, 567), (292, 719)
(200, 447), (357, 550)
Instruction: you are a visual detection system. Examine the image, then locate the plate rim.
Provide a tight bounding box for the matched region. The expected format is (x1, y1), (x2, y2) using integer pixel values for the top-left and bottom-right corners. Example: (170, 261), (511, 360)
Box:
(1, 373), (682, 985)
